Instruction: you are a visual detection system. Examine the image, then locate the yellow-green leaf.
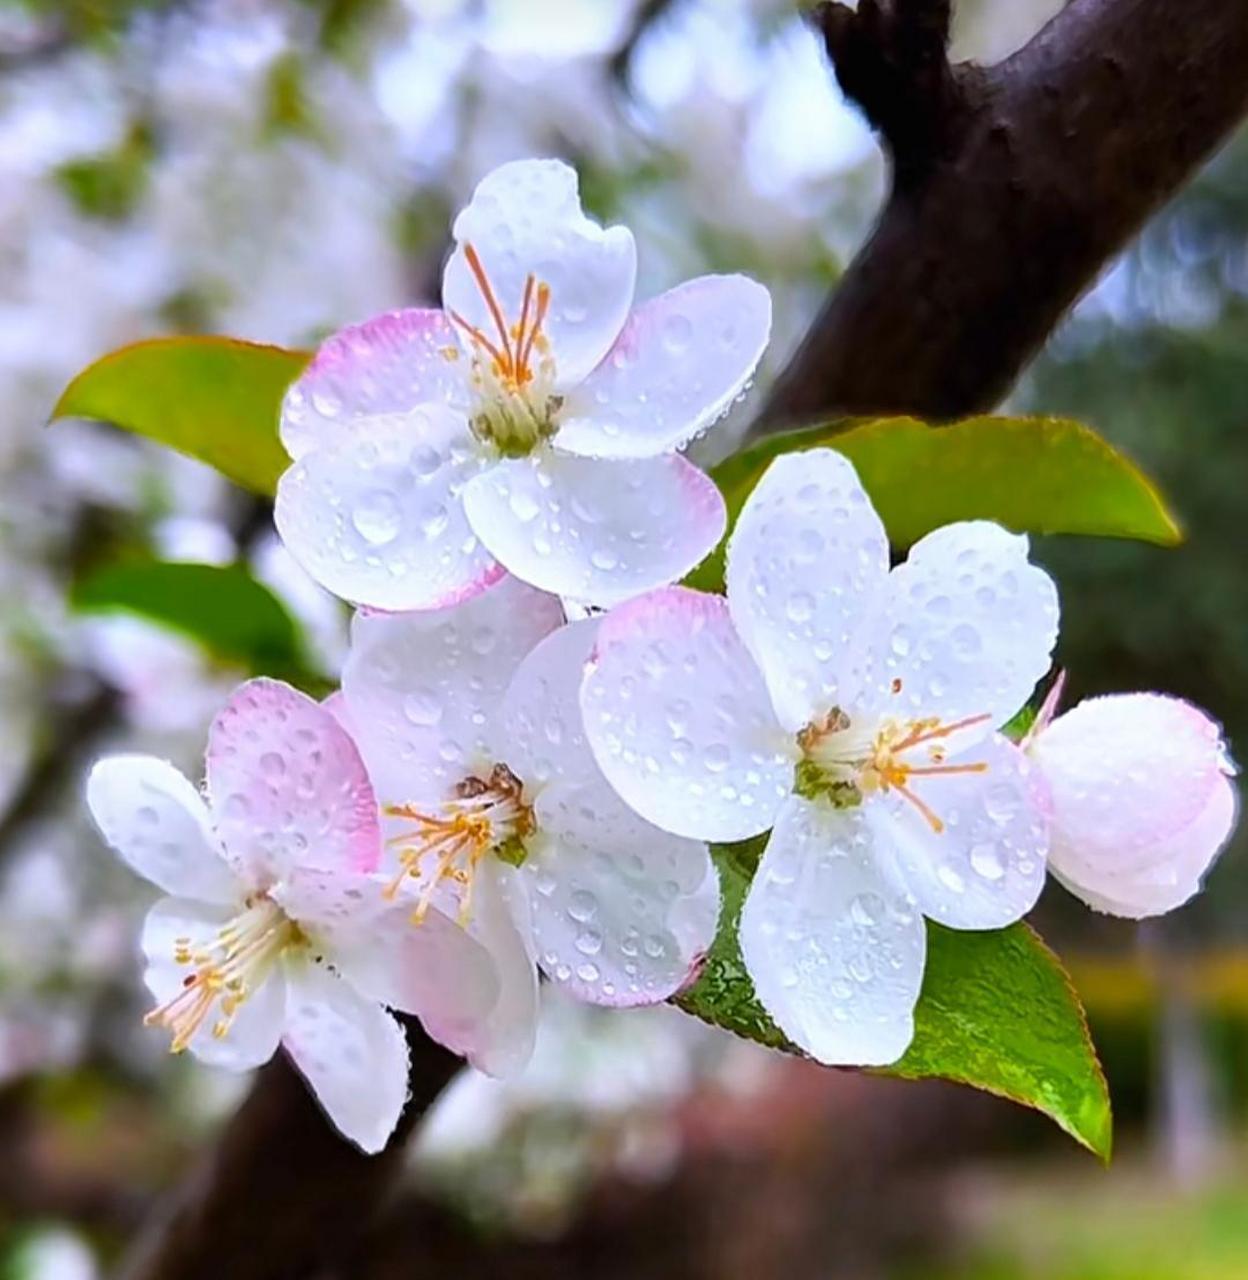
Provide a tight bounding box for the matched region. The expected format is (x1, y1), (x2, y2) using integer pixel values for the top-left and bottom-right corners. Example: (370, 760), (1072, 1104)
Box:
(51, 337), (310, 495)
(676, 841), (1112, 1160)
(688, 415), (1181, 592)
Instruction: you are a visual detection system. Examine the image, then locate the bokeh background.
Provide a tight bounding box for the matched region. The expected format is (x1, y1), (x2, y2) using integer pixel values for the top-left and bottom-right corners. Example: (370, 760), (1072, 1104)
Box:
(1, 1), (1246, 1277)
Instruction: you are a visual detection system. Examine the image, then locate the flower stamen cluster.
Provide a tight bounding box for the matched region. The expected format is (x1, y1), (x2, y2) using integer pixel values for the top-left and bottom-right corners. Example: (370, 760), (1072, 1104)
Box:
(797, 710), (992, 833)
(148, 896), (300, 1052)
(384, 762), (534, 926)
(448, 242), (559, 457)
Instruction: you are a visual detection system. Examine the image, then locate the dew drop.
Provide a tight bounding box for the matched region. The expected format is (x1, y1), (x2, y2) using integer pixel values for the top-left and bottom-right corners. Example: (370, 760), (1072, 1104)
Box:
(351, 490), (402, 546)
(786, 591), (816, 624)
(575, 927), (603, 957)
(890, 625), (913, 658)
(849, 892), (884, 927)
(936, 865), (966, 894)
(661, 312), (693, 353)
(508, 489), (541, 523)
(970, 843), (1006, 881)
(403, 689), (443, 727)
(568, 890), (598, 923)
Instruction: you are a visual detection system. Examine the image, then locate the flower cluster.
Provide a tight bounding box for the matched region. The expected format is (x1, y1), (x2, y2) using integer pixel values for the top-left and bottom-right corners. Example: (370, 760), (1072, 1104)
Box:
(86, 159), (1238, 1152)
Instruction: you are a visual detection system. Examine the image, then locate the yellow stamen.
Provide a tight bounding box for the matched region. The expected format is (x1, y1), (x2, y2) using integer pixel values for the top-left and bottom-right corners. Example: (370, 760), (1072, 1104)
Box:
(801, 708), (994, 834)
(146, 898), (297, 1053)
(447, 243), (557, 458)
(383, 764), (533, 928)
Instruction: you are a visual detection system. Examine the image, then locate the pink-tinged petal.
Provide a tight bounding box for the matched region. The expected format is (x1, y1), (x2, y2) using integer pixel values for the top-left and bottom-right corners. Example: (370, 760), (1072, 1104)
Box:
(499, 616), (601, 789)
(556, 275), (772, 460)
(1034, 693), (1237, 918)
(463, 449), (726, 607)
(526, 778), (719, 1006)
(282, 960), (409, 1154)
(443, 159), (636, 390)
(869, 734), (1050, 930)
(1032, 694), (1229, 875)
(461, 860), (540, 1078)
(272, 865), (501, 1058)
(275, 407), (498, 612)
(280, 309), (470, 462)
(739, 797), (925, 1067)
(581, 587), (794, 843)
(1054, 774), (1237, 919)
(317, 890), (501, 1059)
(141, 898), (285, 1071)
(858, 521), (1059, 732)
(725, 449), (889, 732)
(87, 756), (238, 903)
(341, 575), (564, 808)
(205, 679), (381, 886)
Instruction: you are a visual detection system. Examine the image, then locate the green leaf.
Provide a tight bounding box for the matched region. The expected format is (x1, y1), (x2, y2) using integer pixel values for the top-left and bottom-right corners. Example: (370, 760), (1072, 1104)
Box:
(688, 415), (1181, 592)
(676, 842), (1112, 1160)
(51, 337), (310, 495)
(73, 561), (316, 684)
(55, 123), (153, 222)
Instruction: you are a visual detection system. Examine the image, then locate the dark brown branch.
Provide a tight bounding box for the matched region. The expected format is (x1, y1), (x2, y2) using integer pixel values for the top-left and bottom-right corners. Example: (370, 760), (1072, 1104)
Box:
(116, 1019), (459, 1280)
(761, 0), (1248, 428)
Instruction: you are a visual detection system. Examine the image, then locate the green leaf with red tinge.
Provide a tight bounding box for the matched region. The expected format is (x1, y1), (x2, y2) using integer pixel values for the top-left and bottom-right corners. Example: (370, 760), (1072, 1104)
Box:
(676, 841), (1112, 1161)
(687, 415), (1181, 592)
(51, 337), (310, 495)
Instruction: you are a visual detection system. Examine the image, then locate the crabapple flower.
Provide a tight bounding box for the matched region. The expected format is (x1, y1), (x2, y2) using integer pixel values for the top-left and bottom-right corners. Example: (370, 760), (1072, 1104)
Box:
(1027, 680), (1238, 918)
(275, 157), (771, 611)
(86, 679), (498, 1153)
(581, 449), (1059, 1067)
(336, 573), (720, 1076)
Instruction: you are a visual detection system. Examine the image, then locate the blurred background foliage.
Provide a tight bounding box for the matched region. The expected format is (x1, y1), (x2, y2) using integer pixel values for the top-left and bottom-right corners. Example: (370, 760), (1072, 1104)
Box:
(1, 0), (1247, 1277)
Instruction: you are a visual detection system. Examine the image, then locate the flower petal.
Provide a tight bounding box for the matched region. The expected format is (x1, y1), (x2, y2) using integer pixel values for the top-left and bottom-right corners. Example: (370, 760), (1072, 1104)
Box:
(725, 449), (889, 731)
(87, 756), (237, 903)
(526, 779), (719, 1005)
(282, 960), (410, 1154)
(443, 158), (636, 390)
(1032, 694), (1229, 874)
(739, 797), (926, 1066)
(499, 616), (601, 789)
(341, 574), (564, 806)
(1054, 774), (1237, 919)
(280, 309), (469, 462)
(462, 449), (725, 607)
(581, 586), (793, 843)
(205, 679), (381, 885)
(275, 407), (500, 612)
(274, 866), (501, 1060)
(556, 275), (772, 459)
(141, 898), (285, 1071)
(462, 860), (539, 1078)
(1033, 694), (1237, 918)
(859, 521), (1059, 729)
(870, 733), (1050, 930)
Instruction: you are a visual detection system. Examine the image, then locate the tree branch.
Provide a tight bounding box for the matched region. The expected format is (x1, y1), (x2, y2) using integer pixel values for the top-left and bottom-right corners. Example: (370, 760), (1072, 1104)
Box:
(116, 1018), (458, 1280)
(760, 0), (1248, 428)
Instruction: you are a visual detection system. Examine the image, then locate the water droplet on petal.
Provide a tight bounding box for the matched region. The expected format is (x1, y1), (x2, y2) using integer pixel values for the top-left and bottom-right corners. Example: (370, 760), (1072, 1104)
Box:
(352, 490), (402, 546)
(970, 843), (1006, 881)
(403, 689), (443, 727)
